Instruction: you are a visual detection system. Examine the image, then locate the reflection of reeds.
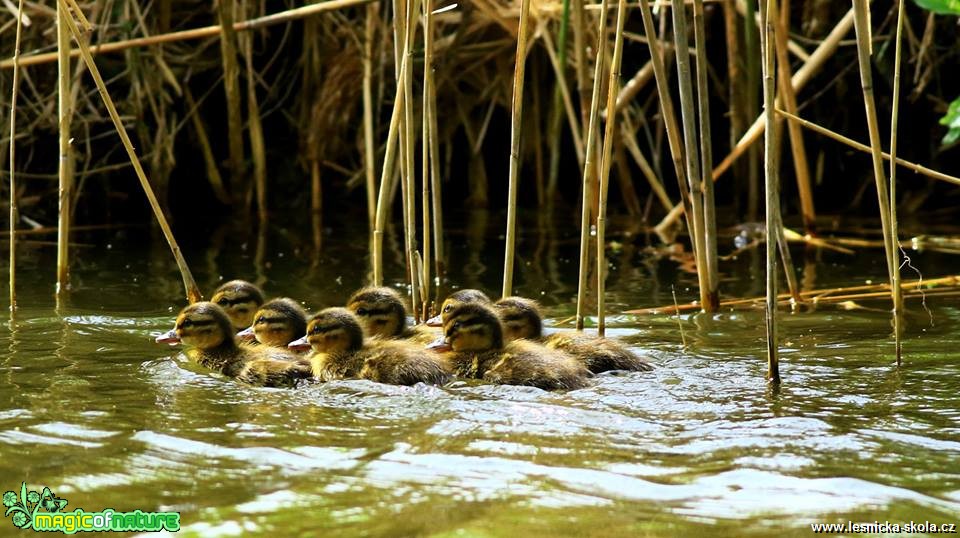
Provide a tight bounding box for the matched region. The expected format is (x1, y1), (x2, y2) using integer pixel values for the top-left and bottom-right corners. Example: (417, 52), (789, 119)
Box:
(7, 0), (25, 312)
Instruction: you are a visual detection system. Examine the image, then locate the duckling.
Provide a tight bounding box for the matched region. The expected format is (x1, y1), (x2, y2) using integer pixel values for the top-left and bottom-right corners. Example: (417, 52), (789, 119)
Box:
(155, 302), (311, 388)
(425, 288), (492, 326)
(237, 298), (308, 349)
(346, 286), (436, 345)
(494, 297), (654, 373)
(290, 307), (450, 385)
(437, 302), (590, 391)
(210, 280), (266, 331)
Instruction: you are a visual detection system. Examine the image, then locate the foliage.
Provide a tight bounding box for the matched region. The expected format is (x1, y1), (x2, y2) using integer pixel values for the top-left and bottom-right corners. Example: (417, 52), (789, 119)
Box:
(913, 0), (960, 14)
(913, 0), (960, 145)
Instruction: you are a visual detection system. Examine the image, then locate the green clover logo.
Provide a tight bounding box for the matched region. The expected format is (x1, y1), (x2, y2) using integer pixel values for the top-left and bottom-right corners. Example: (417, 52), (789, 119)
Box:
(1, 492), (15, 508)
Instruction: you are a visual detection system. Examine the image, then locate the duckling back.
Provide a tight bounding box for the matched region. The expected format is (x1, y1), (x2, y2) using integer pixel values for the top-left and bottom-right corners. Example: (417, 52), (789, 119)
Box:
(482, 340), (591, 391)
(309, 351), (366, 382)
(400, 324), (442, 346)
(237, 356), (312, 388)
(544, 332), (654, 373)
(358, 340), (450, 386)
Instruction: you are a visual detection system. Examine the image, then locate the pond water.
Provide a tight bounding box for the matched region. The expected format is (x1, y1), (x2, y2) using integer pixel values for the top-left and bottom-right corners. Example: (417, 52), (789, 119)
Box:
(1, 212), (959, 536)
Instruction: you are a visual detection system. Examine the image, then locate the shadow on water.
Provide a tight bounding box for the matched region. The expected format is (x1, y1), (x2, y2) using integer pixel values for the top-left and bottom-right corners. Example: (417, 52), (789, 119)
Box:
(1, 211), (959, 536)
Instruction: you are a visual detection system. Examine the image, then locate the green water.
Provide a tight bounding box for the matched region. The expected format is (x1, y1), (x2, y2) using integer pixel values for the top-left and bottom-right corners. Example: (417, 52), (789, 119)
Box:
(1, 216), (959, 536)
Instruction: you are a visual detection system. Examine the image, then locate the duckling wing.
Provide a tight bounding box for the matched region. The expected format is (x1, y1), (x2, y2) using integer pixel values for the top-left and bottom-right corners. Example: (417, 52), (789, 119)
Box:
(544, 332), (654, 373)
(359, 341), (451, 386)
(308, 351), (365, 382)
(483, 341), (590, 391)
(404, 324), (442, 346)
(237, 357), (312, 388)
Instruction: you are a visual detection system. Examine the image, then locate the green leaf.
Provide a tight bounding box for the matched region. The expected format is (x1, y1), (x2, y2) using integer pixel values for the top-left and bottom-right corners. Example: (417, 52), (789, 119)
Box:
(941, 96), (960, 145)
(914, 0), (960, 14)
(19, 483), (27, 507)
(5, 506), (26, 517)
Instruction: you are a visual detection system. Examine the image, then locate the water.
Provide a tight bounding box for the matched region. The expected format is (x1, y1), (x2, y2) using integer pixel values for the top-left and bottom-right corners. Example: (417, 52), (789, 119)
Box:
(1, 214), (959, 536)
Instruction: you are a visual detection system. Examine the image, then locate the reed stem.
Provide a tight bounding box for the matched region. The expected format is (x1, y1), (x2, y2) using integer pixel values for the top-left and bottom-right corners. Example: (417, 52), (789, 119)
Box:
(421, 0), (435, 317)
(217, 0), (247, 208)
(7, 0), (24, 312)
(363, 3), (377, 230)
(889, 0), (906, 365)
(401, 0), (421, 321)
(575, 0), (610, 331)
(56, 0), (74, 300)
(502, 0), (532, 298)
(57, 0), (201, 303)
(596, 0), (627, 337)
(760, 0), (781, 384)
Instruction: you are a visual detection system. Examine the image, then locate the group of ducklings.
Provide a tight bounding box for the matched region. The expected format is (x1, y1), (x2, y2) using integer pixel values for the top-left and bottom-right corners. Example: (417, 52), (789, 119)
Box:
(155, 280), (653, 391)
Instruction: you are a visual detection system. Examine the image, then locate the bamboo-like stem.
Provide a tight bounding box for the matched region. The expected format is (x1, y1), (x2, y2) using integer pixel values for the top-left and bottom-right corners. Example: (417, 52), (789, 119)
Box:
(596, 0), (627, 337)
(372, 1), (416, 286)
(401, 0), (421, 322)
(770, 0), (815, 234)
(363, 3), (377, 230)
(745, 0), (760, 221)
(722, 0), (744, 171)
(572, 0), (588, 136)
(243, 17), (267, 222)
(760, 0), (780, 384)
(693, 0), (720, 310)
(8, 0), (25, 312)
(56, 0), (74, 299)
(427, 60), (444, 284)
(217, 0), (247, 206)
(672, 0), (717, 312)
(541, 31), (585, 166)
(547, 0), (573, 202)
(57, 0), (201, 303)
(421, 0), (434, 317)
(851, 1), (897, 319)
(502, 0), (532, 298)
(775, 110), (960, 186)
(639, 0), (697, 246)
(655, 7), (857, 231)
(889, 0), (905, 365)
(620, 121), (673, 211)
(575, 0), (610, 331)
(3, 0), (377, 70)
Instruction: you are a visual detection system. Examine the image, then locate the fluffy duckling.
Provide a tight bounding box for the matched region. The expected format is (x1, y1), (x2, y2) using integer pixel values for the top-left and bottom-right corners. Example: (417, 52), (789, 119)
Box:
(290, 307), (450, 385)
(346, 287), (436, 345)
(495, 297), (654, 373)
(237, 298), (308, 349)
(425, 288), (492, 327)
(210, 280), (266, 331)
(156, 302), (311, 388)
(437, 303), (590, 391)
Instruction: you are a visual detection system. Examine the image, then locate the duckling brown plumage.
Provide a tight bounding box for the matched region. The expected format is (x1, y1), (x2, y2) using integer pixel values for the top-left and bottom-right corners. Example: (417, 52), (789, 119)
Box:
(156, 302), (311, 388)
(210, 280), (266, 331)
(495, 297), (654, 373)
(426, 288), (492, 327)
(296, 307), (449, 385)
(241, 297), (308, 349)
(346, 286), (435, 345)
(440, 302), (590, 391)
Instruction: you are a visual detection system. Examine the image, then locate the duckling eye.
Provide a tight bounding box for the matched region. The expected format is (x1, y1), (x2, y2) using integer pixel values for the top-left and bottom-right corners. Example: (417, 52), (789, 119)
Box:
(256, 316), (265, 324)
(356, 308), (368, 316)
(443, 304), (452, 313)
(310, 325), (321, 335)
(216, 298), (229, 307)
(180, 320), (193, 329)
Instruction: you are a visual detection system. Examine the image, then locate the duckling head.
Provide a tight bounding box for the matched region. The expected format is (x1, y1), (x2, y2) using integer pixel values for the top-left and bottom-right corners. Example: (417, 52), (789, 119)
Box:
(441, 302), (503, 352)
(494, 297), (543, 341)
(156, 302), (236, 351)
(347, 287), (407, 338)
(210, 280), (265, 331)
(299, 307), (365, 354)
(239, 298), (307, 347)
(426, 289), (492, 326)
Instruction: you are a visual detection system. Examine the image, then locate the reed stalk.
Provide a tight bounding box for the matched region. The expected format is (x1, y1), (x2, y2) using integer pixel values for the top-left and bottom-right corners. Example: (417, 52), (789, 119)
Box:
(770, 0), (815, 234)
(2, 0), (376, 70)
(655, 7), (857, 231)
(541, 31), (585, 166)
(185, 88), (231, 204)
(7, 0), (24, 312)
(639, 0), (697, 247)
(745, 0), (761, 221)
(760, 0), (780, 384)
(55, 0), (74, 299)
(217, 0), (247, 207)
(243, 21), (267, 222)
(775, 110), (960, 186)
(851, 1), (898, 345)
(501, 0), (532, 298)
(693, 0), (721, 310)
(596, 0), (627, 337)
(572, 0), (588, 135)
(722, 0), (744, 176)
(57, 0), (201, 303)
(372, 1), (416, 286)
(621, 121), (673, 211)
(671, 0), (717, 312)
(575, 0), (610, 331)
(889, 0), (906, 365)
(427, 59), (444, 284)
(401, 0), (421, 321)
(363, 3), (378, 231)
(547, 0), (573, 203)
(421, 0), (435, 317)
